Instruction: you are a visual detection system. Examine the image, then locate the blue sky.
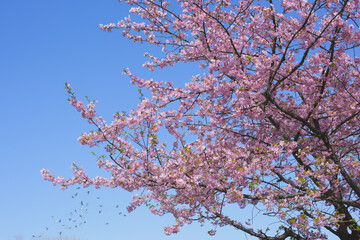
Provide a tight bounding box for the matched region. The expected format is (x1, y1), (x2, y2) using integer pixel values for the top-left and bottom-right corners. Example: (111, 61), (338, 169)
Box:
(0, 1), (338, 240)
(0, 0), (241, 239)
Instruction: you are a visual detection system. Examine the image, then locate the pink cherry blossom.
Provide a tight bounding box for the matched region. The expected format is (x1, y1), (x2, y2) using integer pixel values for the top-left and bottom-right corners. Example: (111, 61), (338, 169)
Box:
(42, 0), (360, 239)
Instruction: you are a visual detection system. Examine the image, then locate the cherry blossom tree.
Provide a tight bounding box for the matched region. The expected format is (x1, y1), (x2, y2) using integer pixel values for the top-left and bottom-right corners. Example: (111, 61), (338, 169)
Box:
(42, 0), (360, 239)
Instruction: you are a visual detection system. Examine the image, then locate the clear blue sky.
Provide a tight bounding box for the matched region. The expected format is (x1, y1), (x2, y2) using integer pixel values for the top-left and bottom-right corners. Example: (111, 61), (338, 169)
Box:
(0, 1), (338, 240)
